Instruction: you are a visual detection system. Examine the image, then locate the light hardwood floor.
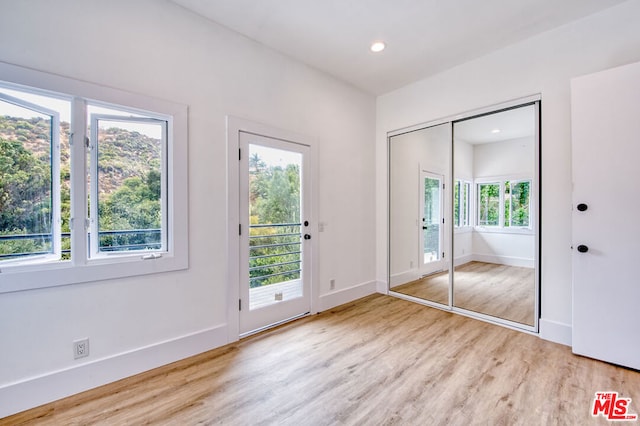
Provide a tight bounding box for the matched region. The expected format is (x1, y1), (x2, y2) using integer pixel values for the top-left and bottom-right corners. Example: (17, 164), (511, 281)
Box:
(392, 261), (535, 325)
(3, 294), (639, 425)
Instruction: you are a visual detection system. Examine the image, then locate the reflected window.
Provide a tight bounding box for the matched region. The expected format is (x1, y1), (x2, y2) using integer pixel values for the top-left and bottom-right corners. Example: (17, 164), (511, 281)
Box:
(477, 182), (500, 226)
(505, 180), (530, 228)
(454, 180), (471, 227)
(477, 179), (531, 229)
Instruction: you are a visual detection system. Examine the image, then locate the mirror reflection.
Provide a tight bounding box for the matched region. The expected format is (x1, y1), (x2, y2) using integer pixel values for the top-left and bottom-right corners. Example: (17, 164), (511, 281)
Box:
(389, 123), (451, 305)
(452, 104), (537, 326)
(388, 101), (539, 329)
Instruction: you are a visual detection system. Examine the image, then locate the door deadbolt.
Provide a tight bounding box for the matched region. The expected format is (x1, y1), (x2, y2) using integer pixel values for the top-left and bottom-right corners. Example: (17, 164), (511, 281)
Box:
(577, 203), (588, 212)
(577, 244), (589, 253)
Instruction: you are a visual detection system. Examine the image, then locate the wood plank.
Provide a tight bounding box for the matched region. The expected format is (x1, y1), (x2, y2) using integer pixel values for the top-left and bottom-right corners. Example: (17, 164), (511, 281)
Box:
(3, 294), (638, 425)
(393, 261), (535, 325)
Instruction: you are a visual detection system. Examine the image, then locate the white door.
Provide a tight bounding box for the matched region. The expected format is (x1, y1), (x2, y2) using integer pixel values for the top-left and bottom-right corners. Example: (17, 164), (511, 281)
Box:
(239, 131), (312, 335)
(419, 171), (446, 276)
(571, 61), (640, 370)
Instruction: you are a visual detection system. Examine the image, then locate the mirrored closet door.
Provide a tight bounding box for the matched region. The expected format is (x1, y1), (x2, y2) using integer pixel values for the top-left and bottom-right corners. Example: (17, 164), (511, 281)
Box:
(388, 99), (540, 331)
(389, 122), (451, 306)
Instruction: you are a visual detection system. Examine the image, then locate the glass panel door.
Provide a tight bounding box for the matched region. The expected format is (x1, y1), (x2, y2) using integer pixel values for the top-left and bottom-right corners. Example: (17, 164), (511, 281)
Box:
(422, 173), (442, 267)
(239, 131), (311, 335)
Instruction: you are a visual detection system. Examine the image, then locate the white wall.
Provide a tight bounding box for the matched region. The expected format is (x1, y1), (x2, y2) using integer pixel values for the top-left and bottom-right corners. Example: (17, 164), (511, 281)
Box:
(376, 0), (640, 345)
(473, 136), (534, 178)
(0, 0), (376, 416)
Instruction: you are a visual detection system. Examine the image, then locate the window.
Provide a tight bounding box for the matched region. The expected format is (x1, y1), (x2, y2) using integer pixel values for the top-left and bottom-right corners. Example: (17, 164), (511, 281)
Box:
(476, 179), (531, 230)
(0, 62), (187, 293)
(454, 180), (471, 227)
(477, 182), (500, 226)
(89, 111), (167, 257)
(0, 91), (63, 263)
(505, 180), (530, 228)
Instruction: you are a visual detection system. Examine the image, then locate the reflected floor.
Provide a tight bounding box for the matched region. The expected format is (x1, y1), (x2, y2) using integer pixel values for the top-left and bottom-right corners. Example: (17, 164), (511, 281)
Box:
(391, 261), (535, 325)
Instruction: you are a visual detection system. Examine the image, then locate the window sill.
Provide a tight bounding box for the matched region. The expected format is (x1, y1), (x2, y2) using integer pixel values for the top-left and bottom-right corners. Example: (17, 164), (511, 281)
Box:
(474, 226), (534, 236)
(0, 253), (187, 294)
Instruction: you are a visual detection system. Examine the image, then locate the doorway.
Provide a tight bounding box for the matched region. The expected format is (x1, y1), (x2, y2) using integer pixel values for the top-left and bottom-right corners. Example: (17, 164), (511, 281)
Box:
(419, 170), (445, 276)
(238, 131), (312, 336)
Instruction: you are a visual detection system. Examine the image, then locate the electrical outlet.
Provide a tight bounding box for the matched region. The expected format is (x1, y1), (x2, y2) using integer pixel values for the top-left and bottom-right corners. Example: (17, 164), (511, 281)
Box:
(73, 338), (90, 359)
(330, 279), (335, 290)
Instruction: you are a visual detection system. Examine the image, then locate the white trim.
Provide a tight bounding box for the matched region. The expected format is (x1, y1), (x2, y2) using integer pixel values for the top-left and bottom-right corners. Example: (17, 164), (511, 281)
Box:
(539, 319), (572, 347)
(453, 253), (474, 267)
(318, 280), (377, 311)
(387, 94), (541, 139)
(0, 326), (227, 418)
(471, 254), (534, 268)
(389, 268), (421, 286)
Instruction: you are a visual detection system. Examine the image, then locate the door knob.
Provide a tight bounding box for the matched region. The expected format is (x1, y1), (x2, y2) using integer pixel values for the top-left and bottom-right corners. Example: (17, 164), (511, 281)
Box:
(577, 244), (589, 253)
(422, 226), (428, 230)
(304, 234), (311, 240)
(577, 203), (588, 212)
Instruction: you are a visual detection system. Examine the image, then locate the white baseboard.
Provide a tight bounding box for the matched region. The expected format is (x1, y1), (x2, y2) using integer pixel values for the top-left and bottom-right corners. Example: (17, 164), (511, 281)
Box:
(472, 254), (534, 268)
(454, 254), (474, 267)
(539, 319), (572, 347)
(318, 280), (377, 311)
(376, 280), (388, 294)
(0, 326), (228, 418)
(389, 268), (420, 286)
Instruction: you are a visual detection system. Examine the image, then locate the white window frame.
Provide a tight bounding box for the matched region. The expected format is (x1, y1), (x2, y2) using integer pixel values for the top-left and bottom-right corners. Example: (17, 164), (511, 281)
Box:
(89, 114), (168, 259)
(0, 92), (61, 265)
(454, 179), (472, 229)
(0, 61), (188, 293)
(475, 175), (533, 234)
(504, 179), (531, 229)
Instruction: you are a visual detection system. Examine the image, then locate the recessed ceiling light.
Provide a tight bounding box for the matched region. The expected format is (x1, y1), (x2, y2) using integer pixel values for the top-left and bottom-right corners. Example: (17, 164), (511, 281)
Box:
(370, 41), (386, 53)
(491, 128), (501, 134)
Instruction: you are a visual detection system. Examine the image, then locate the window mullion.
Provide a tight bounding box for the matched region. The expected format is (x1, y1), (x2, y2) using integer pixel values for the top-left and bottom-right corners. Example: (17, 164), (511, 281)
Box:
(499, 182), (505, 228)
(89, 115), (100, 258)
(70, 97), (88, 265)
(51, 112), (62, 258)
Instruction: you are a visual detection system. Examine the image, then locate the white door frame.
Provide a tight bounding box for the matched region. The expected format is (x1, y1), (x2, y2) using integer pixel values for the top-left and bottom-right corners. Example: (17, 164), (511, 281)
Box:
(419, 169), (446, 276)
(226, 116), (318, 341)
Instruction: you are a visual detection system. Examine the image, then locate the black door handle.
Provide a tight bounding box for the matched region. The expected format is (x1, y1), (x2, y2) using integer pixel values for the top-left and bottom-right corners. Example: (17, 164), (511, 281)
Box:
(577, 203), (588, 212)
(577, 245), (589, 253)
(422, 226), (428, 230)
(304, 234), (311, 240)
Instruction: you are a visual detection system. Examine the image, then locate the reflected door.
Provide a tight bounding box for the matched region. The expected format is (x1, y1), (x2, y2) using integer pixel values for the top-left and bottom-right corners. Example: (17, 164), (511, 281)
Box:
(420, 171), (445, 276)
(239, 131), (311, 335)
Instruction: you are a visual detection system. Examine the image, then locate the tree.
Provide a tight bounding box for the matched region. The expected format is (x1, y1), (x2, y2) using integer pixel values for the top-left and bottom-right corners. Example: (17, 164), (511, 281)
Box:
(247, 156), (302, 287)
(0, 137), (51, 234)
(98, 169), (162, 250)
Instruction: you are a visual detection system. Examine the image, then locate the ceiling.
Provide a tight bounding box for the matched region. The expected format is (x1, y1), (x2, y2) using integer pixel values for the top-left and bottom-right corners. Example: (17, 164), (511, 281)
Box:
(170, 0), (628, 95)
(455, 105), (535, 145)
